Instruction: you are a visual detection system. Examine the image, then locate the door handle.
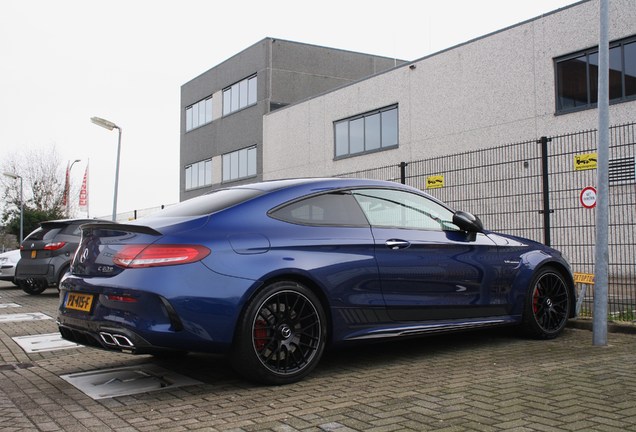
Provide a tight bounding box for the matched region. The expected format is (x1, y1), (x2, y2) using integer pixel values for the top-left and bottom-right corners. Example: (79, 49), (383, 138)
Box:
(385, 239), (410, 250)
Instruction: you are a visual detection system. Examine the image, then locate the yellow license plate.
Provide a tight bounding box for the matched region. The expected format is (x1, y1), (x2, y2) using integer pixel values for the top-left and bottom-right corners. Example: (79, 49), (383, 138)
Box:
(65, 293), (94, 312)
(31, 250), (36, 258)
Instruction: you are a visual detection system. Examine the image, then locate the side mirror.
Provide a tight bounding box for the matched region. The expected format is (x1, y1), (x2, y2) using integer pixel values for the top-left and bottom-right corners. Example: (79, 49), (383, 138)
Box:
(452, 211), (484, 233)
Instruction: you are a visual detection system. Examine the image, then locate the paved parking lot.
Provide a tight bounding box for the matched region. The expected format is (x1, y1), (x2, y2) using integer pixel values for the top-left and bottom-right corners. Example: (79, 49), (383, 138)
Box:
(1, 280), (635, 432)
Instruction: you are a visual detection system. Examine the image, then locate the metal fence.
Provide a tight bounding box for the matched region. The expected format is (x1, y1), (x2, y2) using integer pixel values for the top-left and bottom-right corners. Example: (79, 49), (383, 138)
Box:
(338, 122), (636, 321)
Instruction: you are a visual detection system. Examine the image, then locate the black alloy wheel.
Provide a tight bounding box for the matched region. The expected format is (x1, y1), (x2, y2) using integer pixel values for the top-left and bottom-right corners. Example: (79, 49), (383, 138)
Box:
(20, 279), (47, 295)
(521, 268), (570, 339)
(232, 281), (326, 385)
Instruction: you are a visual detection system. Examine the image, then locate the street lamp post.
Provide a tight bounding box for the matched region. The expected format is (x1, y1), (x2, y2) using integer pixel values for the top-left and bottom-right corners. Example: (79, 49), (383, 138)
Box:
(91, 116), (122, 222)
(66, 159), (81, 217)
(3, 172), (23, 244)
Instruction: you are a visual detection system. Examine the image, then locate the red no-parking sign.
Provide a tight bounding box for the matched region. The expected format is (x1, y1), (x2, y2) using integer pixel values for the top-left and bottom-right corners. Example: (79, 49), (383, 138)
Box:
(579, 186), (597, 209)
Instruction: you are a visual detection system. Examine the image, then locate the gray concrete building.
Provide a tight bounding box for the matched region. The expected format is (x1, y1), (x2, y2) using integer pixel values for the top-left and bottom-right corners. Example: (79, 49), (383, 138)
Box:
(180, 38), (405, 201)
(262, 0), (636, 180)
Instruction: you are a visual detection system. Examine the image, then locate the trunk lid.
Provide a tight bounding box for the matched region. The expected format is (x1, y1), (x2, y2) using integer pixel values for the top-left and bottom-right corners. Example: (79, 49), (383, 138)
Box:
(71, 223), (162, 277)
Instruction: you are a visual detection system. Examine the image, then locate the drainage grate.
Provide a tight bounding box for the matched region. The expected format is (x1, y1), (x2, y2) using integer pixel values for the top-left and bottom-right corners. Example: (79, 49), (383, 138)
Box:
(60, 364), (202, 400)
(0, 312), (52, 322)
(12, 333), (81, 353)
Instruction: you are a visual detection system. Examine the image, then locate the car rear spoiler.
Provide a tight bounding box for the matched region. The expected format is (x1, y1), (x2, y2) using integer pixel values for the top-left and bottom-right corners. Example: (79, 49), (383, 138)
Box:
(79, 223), (162, 236)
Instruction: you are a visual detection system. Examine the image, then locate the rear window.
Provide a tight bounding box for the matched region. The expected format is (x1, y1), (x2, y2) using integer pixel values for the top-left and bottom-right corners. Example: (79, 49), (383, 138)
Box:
(24, 226), (63, 241)
(155, 188), (264, 217)
(61, 223), (84, 236)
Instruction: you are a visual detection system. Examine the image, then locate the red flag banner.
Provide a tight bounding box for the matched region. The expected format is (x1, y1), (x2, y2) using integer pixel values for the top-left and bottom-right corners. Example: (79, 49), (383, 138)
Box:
(79, 166), (88, 211)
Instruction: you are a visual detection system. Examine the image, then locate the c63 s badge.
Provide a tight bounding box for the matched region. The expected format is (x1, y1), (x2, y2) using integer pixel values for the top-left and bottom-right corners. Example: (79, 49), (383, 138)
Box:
(98, 265), (115, 274)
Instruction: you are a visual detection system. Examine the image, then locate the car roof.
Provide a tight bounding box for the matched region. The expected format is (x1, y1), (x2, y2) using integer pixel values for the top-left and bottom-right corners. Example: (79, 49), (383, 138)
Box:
(227, 177), (404, 193)
(137, 178), (423, 224)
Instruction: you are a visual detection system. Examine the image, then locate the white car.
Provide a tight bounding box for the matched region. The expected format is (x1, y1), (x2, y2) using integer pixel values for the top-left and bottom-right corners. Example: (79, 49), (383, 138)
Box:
(0, 249), (21, 284)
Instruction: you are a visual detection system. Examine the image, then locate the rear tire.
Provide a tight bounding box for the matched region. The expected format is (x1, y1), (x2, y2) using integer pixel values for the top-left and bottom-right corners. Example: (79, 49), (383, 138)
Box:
(20, 280), (47, 295)
(231, 281), (326, 385)
(520, 267), (570, 339)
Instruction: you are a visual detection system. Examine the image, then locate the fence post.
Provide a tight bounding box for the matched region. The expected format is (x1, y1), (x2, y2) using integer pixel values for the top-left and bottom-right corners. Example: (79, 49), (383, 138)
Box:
(400, 162), (408, 184)
(538, 136), (552, 246)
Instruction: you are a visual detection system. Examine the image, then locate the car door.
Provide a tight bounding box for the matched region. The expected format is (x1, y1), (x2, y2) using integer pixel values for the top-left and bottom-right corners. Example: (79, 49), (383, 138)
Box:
(352, 188), (508, 322)
(268, 191), (382, 309)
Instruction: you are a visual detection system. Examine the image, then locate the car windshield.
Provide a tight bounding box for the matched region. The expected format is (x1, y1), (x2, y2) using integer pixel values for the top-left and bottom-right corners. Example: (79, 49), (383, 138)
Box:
(153, 188), (264, 218)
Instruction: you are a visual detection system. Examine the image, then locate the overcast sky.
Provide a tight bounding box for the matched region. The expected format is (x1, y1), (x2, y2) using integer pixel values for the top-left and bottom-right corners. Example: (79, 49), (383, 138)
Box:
(1, 0), (580, 219)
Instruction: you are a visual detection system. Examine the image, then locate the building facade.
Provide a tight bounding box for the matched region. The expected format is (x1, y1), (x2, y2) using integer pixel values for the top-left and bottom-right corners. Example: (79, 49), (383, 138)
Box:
(180, 38), (405, 201)
(262, 0), (636, 180)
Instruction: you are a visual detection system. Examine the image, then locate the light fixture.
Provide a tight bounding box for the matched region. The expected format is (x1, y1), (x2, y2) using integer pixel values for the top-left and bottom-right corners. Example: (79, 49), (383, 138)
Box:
(91, 116), (118, 131)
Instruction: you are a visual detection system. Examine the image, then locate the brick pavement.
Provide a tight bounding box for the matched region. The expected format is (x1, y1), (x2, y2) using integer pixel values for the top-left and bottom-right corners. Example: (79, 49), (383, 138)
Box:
(1, 280), (635, 432)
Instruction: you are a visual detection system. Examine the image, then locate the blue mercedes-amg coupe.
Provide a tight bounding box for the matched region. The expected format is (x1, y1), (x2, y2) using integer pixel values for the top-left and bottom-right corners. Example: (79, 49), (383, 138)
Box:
(57, 178), (575, 384)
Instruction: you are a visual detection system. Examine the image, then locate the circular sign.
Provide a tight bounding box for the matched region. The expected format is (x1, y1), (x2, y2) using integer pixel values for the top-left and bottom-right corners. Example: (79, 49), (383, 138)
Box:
(580, 186), (597, 209)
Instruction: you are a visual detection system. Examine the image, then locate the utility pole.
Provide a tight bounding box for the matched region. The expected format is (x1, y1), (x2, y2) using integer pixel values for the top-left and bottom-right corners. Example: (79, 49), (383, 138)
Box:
(593, 0), (609, 346)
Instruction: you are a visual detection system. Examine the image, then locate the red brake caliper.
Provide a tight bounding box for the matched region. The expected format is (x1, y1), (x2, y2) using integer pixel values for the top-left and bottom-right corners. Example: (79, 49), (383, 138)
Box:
(254, 319), (268, 351)
(533, 287), (541, 314)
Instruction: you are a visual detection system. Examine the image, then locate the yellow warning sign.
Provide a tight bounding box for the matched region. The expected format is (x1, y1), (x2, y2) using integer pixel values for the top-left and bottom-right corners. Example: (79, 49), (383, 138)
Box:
(573, 272), (595, 285)
(574, 153), (598, 171)
(426, 175), (444, 189)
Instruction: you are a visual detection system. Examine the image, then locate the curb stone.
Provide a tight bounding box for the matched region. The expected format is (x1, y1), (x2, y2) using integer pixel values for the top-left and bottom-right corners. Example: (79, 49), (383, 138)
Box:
(568, 317), (636, 334)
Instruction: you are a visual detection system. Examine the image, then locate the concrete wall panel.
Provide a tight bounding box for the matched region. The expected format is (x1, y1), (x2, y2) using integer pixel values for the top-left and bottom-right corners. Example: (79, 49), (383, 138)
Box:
(263, 0), (636, 181)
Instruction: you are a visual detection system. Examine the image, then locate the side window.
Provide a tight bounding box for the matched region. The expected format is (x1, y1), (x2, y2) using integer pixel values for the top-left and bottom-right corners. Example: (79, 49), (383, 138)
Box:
(270, 192), (369, 226)
(352, 189), (459, 231)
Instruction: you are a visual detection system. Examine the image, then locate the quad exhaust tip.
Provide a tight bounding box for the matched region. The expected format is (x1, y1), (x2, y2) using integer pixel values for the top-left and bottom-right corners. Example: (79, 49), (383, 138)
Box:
(99, 332), (134, 348)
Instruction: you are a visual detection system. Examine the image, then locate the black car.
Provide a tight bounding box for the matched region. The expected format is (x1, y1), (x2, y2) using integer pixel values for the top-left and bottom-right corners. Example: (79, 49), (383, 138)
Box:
(16, 219), (109, 295)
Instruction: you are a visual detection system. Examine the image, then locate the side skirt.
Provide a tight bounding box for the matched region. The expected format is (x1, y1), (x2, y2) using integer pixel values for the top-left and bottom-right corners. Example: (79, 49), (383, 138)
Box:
(343, 316), (518, 341)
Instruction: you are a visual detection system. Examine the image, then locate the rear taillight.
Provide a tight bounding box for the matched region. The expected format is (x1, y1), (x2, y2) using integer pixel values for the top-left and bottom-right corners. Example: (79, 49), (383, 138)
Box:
(113, 244), (210, 268)
(106, 294), (138, 303)
(44, 241), (66, 251)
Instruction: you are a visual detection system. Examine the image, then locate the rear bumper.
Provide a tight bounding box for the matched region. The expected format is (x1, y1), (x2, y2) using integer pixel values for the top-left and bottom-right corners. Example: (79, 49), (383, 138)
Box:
(57, 265), (260, 354)
(15, 259), (57, 287)
(57, 316), (157, 354)
(16, 276), (53, 290)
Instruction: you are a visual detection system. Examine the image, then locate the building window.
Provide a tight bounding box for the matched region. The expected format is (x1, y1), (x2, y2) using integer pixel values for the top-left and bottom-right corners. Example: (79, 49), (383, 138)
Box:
(222, 75), (257, 116)
(334, 105), (398, 159)
(185, 97), (213, 131)
(222, 146), (257, 182)
(185, 159), (212, 190)
(555, 36), (636, 113)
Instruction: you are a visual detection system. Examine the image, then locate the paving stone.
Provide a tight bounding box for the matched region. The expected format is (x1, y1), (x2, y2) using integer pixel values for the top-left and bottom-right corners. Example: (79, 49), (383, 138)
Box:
(1, 280), (636, 432)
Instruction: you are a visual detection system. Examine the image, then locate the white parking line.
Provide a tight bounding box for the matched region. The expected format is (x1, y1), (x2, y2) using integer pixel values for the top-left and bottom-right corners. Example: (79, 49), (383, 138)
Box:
(0, 312), (52, 322)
